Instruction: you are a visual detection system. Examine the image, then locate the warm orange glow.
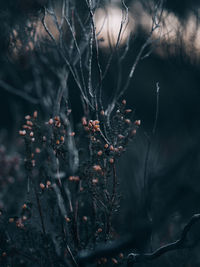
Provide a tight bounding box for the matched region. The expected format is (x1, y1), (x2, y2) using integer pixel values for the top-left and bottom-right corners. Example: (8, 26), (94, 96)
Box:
(130, 1), (200, 59)
(8, 2), (200, 60)
(94, 6), (134, 48)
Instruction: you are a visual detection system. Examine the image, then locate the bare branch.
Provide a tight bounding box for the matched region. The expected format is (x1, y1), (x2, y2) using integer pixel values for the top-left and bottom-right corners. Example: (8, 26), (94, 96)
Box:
(127, 214), (200, 266)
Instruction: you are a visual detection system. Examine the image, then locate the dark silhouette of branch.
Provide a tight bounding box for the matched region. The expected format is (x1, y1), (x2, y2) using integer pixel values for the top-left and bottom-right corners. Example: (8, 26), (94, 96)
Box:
(127, 213), (200, 266)
(77, 214), (200, 266)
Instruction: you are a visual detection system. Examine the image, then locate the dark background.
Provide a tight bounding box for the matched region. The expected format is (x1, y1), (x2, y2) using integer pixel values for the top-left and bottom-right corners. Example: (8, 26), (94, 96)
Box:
(1, 0), (200, 266)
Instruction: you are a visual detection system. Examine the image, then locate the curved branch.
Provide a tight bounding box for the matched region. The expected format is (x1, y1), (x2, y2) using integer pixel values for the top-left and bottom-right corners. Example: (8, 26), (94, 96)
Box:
(127, 214), (200, 266)
(77, 214), (200, 266)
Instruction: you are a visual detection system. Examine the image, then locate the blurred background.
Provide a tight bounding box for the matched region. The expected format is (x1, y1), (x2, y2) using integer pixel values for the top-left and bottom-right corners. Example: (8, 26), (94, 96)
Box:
(1, 0), (200, 266)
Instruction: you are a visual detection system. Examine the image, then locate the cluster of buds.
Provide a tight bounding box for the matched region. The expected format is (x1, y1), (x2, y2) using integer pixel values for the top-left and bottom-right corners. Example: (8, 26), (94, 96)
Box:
(88, 100), (140, 170)
(93, 143), (122, 167)
(47, 116), (69, 148)
(48, 116), (61, 128)
(82, 117), (100, 133)
(112, 99), (141, 142)
(81, 100), (141, 222)
(39, 180), (52, 190)
(88, 120), (100, 132)
(19, 111), (38, 142)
